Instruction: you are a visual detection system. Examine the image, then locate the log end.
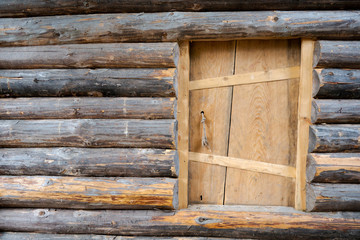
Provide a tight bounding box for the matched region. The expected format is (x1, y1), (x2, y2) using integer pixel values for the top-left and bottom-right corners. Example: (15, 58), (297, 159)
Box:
(306, 183), (316, 212)
(173, 150), (179, 177)
(311, 100), (319, 124)
(306, 154), (317, 183)
(308, 126), (317, 153)
(313, 41), (321, 68)
(312, 69), (321, 98)
(172, 179), (179, 210)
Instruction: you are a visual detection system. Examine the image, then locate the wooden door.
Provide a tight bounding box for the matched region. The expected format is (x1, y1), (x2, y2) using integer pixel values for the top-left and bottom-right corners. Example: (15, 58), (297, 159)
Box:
(188, 40), (301, 206)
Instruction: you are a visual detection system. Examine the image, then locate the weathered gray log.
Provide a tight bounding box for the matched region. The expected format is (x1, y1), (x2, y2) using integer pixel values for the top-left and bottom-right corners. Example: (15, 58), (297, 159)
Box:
(307, 153), (360, 183)
(0, 0), (359, 17)
(307, 183), (360, 212)
(0, 176), (178, 210)
(312, 99), (360, 124)
(313, 41), (360, 68)
(0, 232), (228, 240)
(0, 43), (178, 69)
(309, 125), (360, 153)
(0, 98), (175, 120)
(0, 68), (176, 97)
(0, 11), (360, 47)
(313, 69), (360, 99)
(0, 119), (176, 148)
(0, 208), (359, 239)
(0, 148), (178, 177)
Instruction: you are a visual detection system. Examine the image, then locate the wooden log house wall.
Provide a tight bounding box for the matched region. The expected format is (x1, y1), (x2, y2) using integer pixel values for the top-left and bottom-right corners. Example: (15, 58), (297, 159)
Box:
(307, 40), (360, 212)
(0, 1), (360, 239)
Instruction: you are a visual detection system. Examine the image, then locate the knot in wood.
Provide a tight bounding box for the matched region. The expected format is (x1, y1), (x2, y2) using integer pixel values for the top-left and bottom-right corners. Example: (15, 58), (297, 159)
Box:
(195, 216), (221, 225)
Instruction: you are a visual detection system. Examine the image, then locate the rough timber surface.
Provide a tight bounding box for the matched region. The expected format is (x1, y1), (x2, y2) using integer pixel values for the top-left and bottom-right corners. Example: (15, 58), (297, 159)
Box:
(0, 43), (179, 69)
(313, 41), (360, 68)
(312, 69), (360, 99)
(0, 68), (176, 98)
(307, 183), (360, 212)
(0, 98), (175, 120)
(0, 208), (359, 239)
(0, 148), (178, 177)
(0, 232), (229, 240)
(0, 11), (360, 46)
(312, 99), (360, 124)
(309, 124), (360, 153)
(307, 153), (360, 183)
(0, 0), (359, 17)
(0, 119), (176, 148)
(0, 176), (178, 210)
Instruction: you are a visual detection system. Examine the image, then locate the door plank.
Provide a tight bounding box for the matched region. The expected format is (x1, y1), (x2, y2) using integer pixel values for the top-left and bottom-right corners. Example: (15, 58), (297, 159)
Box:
(188, 41), (235, 204)
(225, 40), (300, 206)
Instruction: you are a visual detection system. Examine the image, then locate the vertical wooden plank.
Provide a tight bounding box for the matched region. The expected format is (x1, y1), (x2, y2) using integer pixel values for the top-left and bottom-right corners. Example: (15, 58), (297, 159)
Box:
(177, 41), (190, 209)
(188, 41), (235, 204)
(225, 40), (300, 206)
(295, 39), (315, 210)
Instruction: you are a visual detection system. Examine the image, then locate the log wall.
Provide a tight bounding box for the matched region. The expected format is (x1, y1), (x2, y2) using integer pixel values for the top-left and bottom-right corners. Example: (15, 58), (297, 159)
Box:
(307, 40), (360, 212)
(1, 3), (360, 239)
(0, 38), (179, 211)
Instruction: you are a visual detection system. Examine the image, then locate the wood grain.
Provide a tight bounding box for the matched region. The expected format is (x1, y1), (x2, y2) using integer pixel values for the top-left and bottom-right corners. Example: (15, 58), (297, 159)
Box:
(0, 208), (359, 239)
(313, 41), (360, 68)
(0, 11), (359, 46)
(0, 232), (229, 240)
(0, 43), (178, 69)
(0, 0), (359, 17)
(0, 176), (178, 210)
(189, 152), (296, 178)
(309, 124), (360, 153)
(295, 39), (315, 210)
(0, 68), (177, 98)
(177, 41), (190, 209)
(312, 99), (360, 124)
(0, 97), (175, 120)
(225, 39), (300, 206)
(307, 183), (360, 212)
(0, 148), (178, 177)
(189, 66), (300, 90)
(307, 153), (360, 183)
(0, 119), (176, 148)
(188, 41), (235, 204)
(312, 68), (360, 99)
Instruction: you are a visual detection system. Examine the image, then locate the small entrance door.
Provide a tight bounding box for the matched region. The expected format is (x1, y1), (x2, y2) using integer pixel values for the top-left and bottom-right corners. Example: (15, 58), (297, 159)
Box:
(188, 40), (301, 206)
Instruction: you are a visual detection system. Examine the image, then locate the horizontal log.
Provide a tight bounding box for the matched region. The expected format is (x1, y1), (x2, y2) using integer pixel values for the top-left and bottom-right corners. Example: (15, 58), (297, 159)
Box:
(0, 68), (176, 98)
(0, 43), (178, 69)
(307, 183), (360, 212)
(0, 0), (359, 17)
(309, 125), (360, 153)
(307, 153), (360, 183)
(312, 99), (360, 124)
(0, 119), (176, 148)
(0, 232), (228, 240)
(313, 41), (360, 68)
(0, 11), (360, 47)
(0, 148), (178, 177)
(313, 69), (360, 99)
(0, 176), (178, 210)
(0, 208), (359, 239)
(0, 97), (175, 120)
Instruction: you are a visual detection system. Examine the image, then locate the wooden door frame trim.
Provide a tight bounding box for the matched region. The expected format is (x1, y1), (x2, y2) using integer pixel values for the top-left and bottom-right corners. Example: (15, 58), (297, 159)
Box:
(295, 39), (316, 211)
(177, 41), (190, 209)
